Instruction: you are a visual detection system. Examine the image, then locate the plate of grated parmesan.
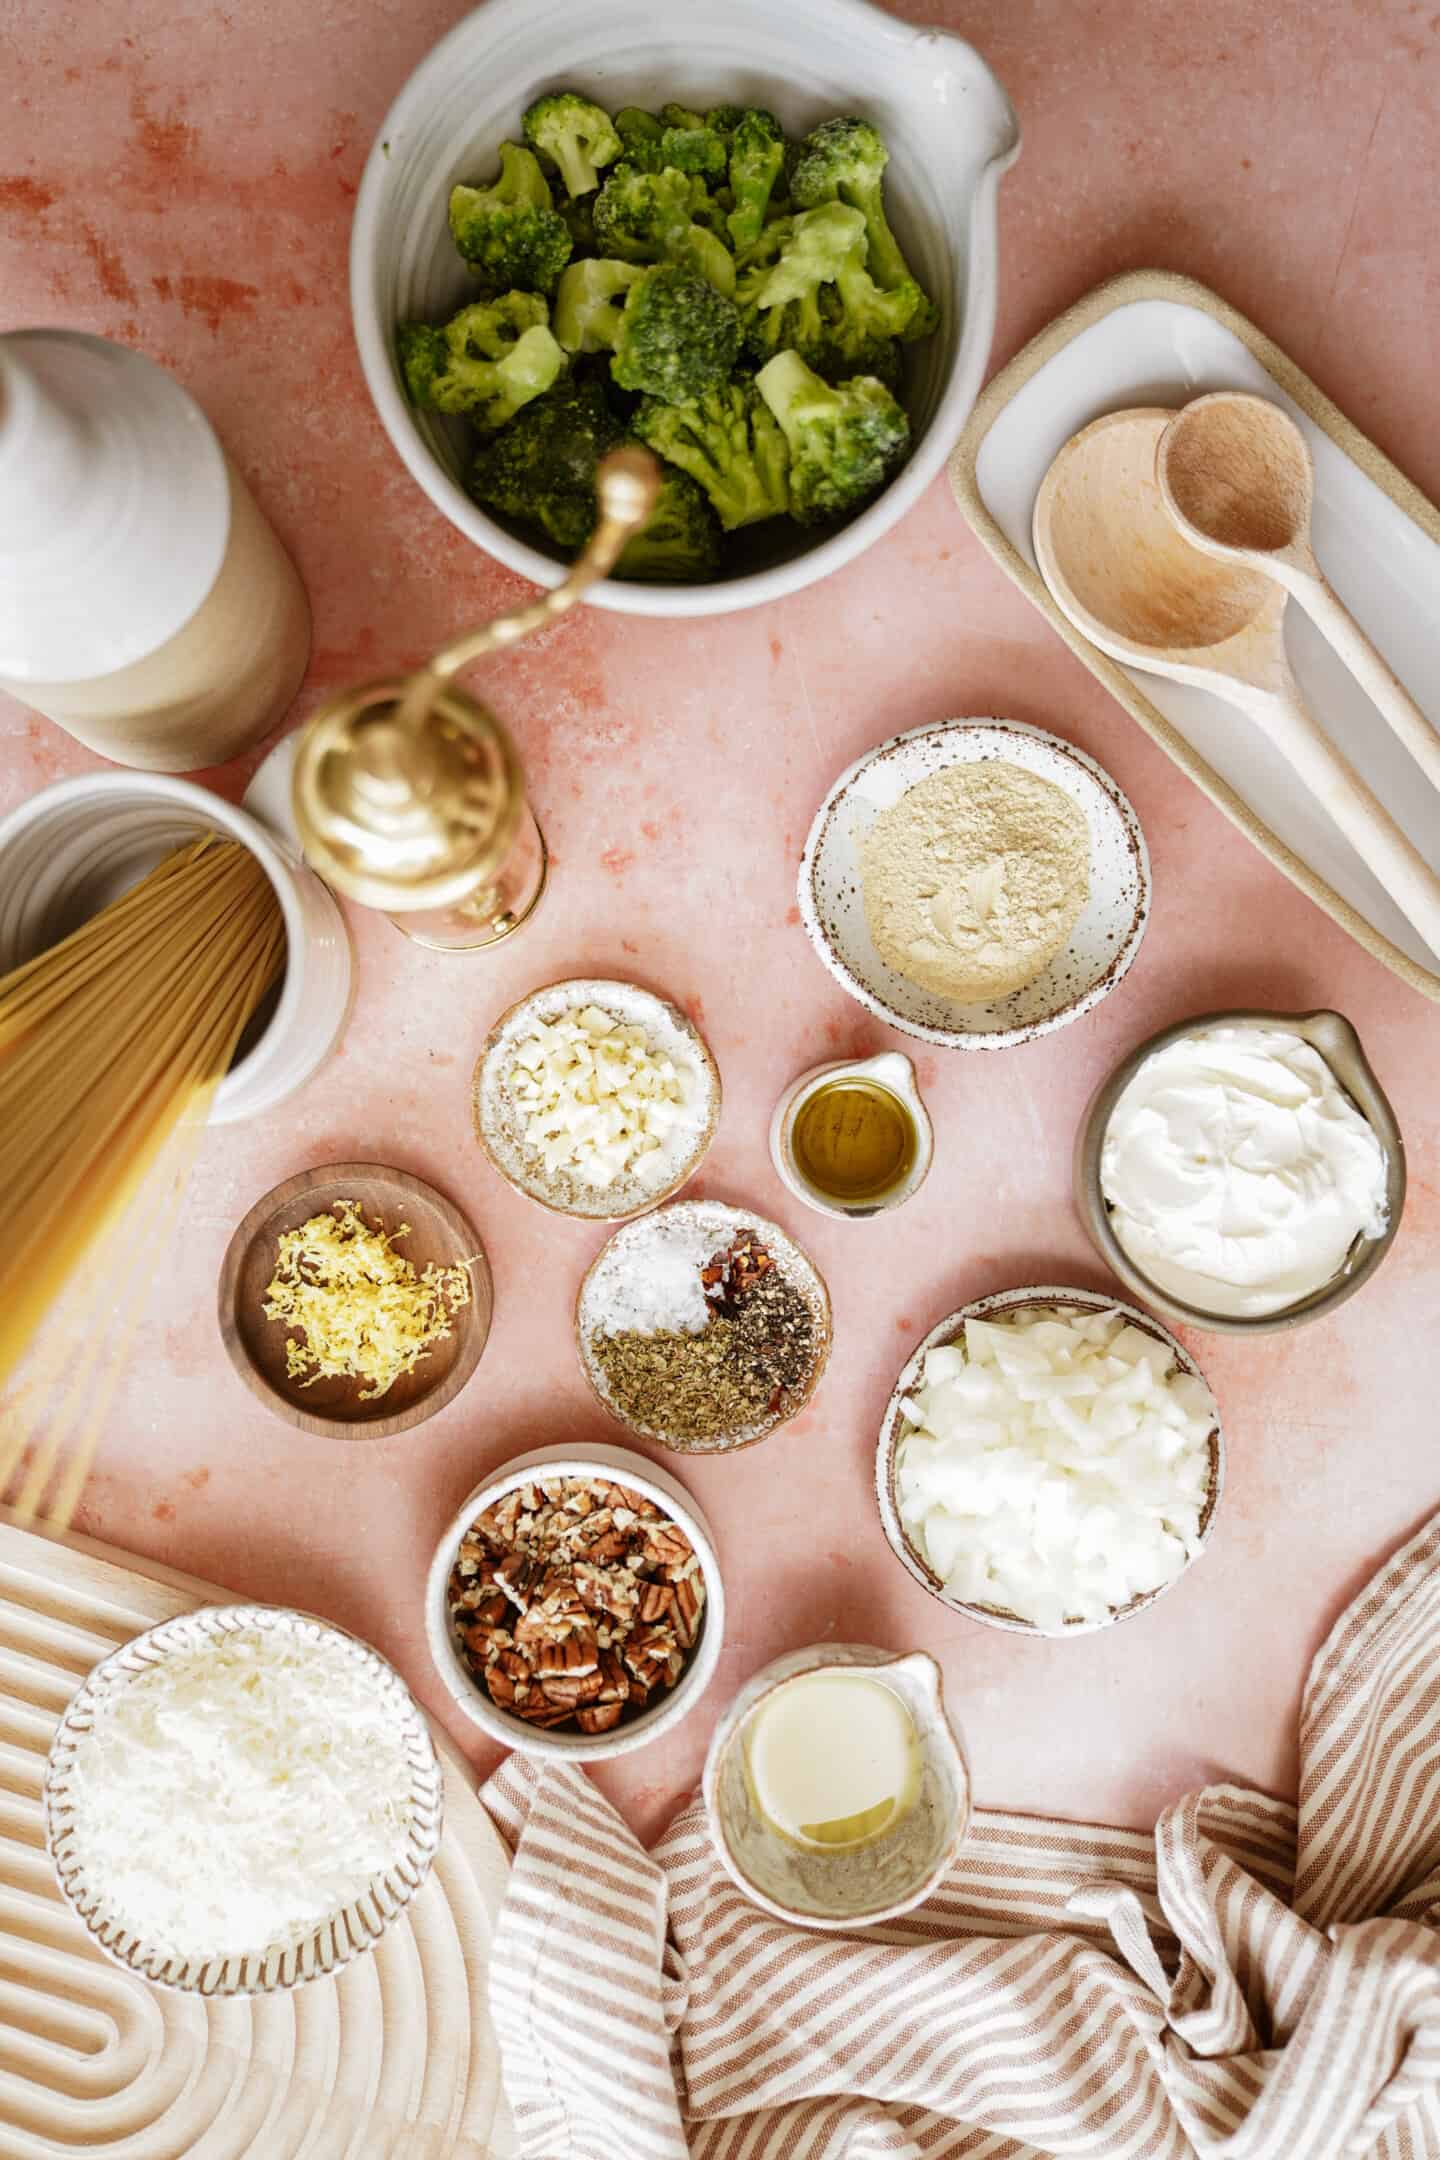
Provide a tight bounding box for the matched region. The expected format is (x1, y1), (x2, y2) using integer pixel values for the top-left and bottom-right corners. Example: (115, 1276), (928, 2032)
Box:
(43, 1601), (445, 1995)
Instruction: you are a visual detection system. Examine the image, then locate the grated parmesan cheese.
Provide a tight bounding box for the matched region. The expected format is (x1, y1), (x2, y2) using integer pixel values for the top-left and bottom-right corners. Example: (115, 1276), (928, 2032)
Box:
(263, 1200), (471, 1400)
(65, 1628), (417, 1962)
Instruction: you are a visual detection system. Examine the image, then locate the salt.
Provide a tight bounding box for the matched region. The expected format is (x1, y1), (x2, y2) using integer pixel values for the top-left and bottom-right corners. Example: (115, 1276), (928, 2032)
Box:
(583, 1214), (718, 1336)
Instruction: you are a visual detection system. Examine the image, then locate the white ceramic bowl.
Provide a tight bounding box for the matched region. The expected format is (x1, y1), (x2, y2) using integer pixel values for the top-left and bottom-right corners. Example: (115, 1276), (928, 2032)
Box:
(426, 1442), (724, 1760)
(472, 976), (721, 1220)
(0, 774), (351, 1122)
(349, 0), (1019, 615)
(874, 1286), (1224, 1635)
(44, 1603), (444, 1997)
(799, 718), (1151, 1048)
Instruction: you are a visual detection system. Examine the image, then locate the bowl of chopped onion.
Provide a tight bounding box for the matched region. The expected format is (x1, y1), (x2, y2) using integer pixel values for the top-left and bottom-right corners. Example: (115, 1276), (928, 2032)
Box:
(472, 977), (721, 1220)
(875, 1287), (1223, 1635)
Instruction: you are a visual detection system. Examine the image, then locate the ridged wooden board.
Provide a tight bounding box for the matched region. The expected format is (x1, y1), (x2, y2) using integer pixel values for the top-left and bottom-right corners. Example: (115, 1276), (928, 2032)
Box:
(0, 1508), (516, 2159)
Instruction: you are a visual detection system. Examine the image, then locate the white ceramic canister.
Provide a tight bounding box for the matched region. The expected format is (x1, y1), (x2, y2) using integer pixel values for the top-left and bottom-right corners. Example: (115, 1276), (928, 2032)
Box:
(770, 1049), (934, 1219)
(0, 330), (310, 771)
(0, 774), (351, 1122)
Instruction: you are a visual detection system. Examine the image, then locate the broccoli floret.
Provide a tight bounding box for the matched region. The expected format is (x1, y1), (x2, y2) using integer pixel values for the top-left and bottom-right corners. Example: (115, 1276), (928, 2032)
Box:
(736, 202), (867, 367)
(830, 244), (933, 345)
(616, 468), (720, 580)
(788, 117), (937, 327)
(633, 380), (789, 530)
(398, 295), (565, 429)
(448, 143), (573, 294)
(592, 164), (736, 295)
(659, 124), (727, 178)
(657, 102), (706, 131)
(705, 103), (746, 138)
(469, 375), (624, 550)
(554, 258), (645, 352)
(614, 107), (666, 171)
(725, 109), (787, 252)
(610, 263), (741, 400)
(522, 91), (623, 198)
(754, 348), (908, 523)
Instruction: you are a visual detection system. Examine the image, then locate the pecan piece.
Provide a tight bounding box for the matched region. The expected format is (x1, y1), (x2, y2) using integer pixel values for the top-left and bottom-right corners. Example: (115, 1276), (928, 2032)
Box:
(641, 1523), (695, 1570)
(576, 1702), (624, 1734)
(637, 1581), (677, 1626)
(671, 1575), (704, 1648)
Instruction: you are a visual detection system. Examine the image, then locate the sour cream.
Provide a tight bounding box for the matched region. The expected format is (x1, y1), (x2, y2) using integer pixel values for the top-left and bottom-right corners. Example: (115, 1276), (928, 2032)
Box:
(1100, 1025), (1389, 1318)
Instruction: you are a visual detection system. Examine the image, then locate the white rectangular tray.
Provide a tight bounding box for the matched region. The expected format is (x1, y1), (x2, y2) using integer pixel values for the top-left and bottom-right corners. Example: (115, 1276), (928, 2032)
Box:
(950, 270), (1440, 1003)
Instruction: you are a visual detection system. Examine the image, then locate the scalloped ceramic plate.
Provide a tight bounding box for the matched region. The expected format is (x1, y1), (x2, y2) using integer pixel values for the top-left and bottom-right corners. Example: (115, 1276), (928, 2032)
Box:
(874, 1285), (1224, 1635)
(44, 1603), (444, 1996)
(799, 719), (1150, 1048)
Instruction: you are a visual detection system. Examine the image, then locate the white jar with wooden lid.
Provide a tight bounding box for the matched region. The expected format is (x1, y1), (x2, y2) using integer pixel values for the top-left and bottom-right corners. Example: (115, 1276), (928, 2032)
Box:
(0, 330), (310, 772)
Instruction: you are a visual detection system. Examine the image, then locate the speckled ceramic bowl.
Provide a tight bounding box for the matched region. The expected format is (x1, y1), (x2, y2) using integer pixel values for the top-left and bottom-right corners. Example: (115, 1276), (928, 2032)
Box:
(43, 1604), (443, 1997)
(472, 977), (720, 1222)
(575, 1198), (831, 1453)
(703, 1643), (970, 1929)
(799, 718), (1150, 1048)
(875, 1286), (1224, 1635)
(1074, 1008), (1406, 1335)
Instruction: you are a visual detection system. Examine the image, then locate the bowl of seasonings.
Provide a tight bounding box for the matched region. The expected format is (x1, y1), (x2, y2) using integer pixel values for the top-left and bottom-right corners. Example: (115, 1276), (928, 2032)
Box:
(219, 1162), (491, 1438)
(800, 718), (1150, 1048)
(576, 1198), (831, 1454)
(44, 1603), (444, 1994)
(472, 978), (720, 1220)
(426, 1442), (724, 1760)
(876, 1287), (1223, 1635)
(1076, 1009), (1405, 1333)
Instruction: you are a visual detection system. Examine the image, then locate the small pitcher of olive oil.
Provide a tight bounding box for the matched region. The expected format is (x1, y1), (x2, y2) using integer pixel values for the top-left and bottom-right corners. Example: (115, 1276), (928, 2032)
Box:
(770, 1049), (932, 1220)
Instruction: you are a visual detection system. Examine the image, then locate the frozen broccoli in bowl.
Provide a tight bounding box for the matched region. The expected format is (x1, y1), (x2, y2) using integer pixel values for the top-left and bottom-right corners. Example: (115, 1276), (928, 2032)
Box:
(397, 84), (939, 582)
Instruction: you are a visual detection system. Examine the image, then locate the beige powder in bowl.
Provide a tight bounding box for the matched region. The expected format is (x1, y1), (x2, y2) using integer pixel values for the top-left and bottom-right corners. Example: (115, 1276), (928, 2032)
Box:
(860, 762), (1090, 1005)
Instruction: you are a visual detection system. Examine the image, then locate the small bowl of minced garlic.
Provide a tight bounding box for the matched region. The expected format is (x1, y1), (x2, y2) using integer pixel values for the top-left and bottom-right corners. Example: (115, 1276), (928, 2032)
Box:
(473, 978), (721, 1220)
(799, 718), (1150, 1049)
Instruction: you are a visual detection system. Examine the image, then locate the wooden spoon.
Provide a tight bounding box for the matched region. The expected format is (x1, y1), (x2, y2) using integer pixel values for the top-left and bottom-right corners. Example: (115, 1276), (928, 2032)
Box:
(1157, 391), (1440, 795)
(1033, 408), (1440, 961)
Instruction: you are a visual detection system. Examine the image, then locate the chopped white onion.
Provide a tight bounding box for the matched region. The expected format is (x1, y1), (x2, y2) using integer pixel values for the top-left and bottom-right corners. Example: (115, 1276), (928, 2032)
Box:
(895, 1304), (1217, 1633)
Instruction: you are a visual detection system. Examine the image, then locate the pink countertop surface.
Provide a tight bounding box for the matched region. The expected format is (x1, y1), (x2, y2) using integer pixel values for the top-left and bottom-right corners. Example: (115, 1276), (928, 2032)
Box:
(2, 0), (1437, 1846)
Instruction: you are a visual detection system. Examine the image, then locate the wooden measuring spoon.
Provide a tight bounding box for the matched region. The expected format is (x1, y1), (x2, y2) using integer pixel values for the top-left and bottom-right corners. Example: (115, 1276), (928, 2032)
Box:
(1033, 407), (1440, 960)
(1157, 391), (1440, 795)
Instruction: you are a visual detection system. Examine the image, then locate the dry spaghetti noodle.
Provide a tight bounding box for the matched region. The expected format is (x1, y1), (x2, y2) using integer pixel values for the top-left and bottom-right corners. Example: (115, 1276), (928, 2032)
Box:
(0, 835), (285, 1523)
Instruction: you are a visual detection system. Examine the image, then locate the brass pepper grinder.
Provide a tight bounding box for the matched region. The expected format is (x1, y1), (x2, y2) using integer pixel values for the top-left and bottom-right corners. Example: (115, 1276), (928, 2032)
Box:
(291, 447), (660, 951)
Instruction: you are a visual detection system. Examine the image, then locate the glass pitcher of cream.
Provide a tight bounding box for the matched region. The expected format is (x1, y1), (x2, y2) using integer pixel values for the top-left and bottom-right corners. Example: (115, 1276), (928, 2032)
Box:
(770, 1049), (933, 1219)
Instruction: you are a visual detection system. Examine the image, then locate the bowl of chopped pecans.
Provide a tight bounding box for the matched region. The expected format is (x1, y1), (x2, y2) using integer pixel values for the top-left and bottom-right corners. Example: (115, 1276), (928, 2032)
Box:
(425, 1442), (724, 1759)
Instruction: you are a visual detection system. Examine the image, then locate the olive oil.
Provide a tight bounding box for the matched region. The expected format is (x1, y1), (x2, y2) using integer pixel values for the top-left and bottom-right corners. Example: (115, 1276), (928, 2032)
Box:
(790, 1078), (917, 1204)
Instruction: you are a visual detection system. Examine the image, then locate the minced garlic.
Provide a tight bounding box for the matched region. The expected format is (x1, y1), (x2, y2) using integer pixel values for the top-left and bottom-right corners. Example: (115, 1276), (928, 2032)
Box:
(506, 1003), (697, 1192)
(263, 1201), (471, 1400)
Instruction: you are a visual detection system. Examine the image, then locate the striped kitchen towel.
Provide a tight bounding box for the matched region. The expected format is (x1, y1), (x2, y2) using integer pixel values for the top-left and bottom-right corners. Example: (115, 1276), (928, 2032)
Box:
(482, 1507), (1440, 2160)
